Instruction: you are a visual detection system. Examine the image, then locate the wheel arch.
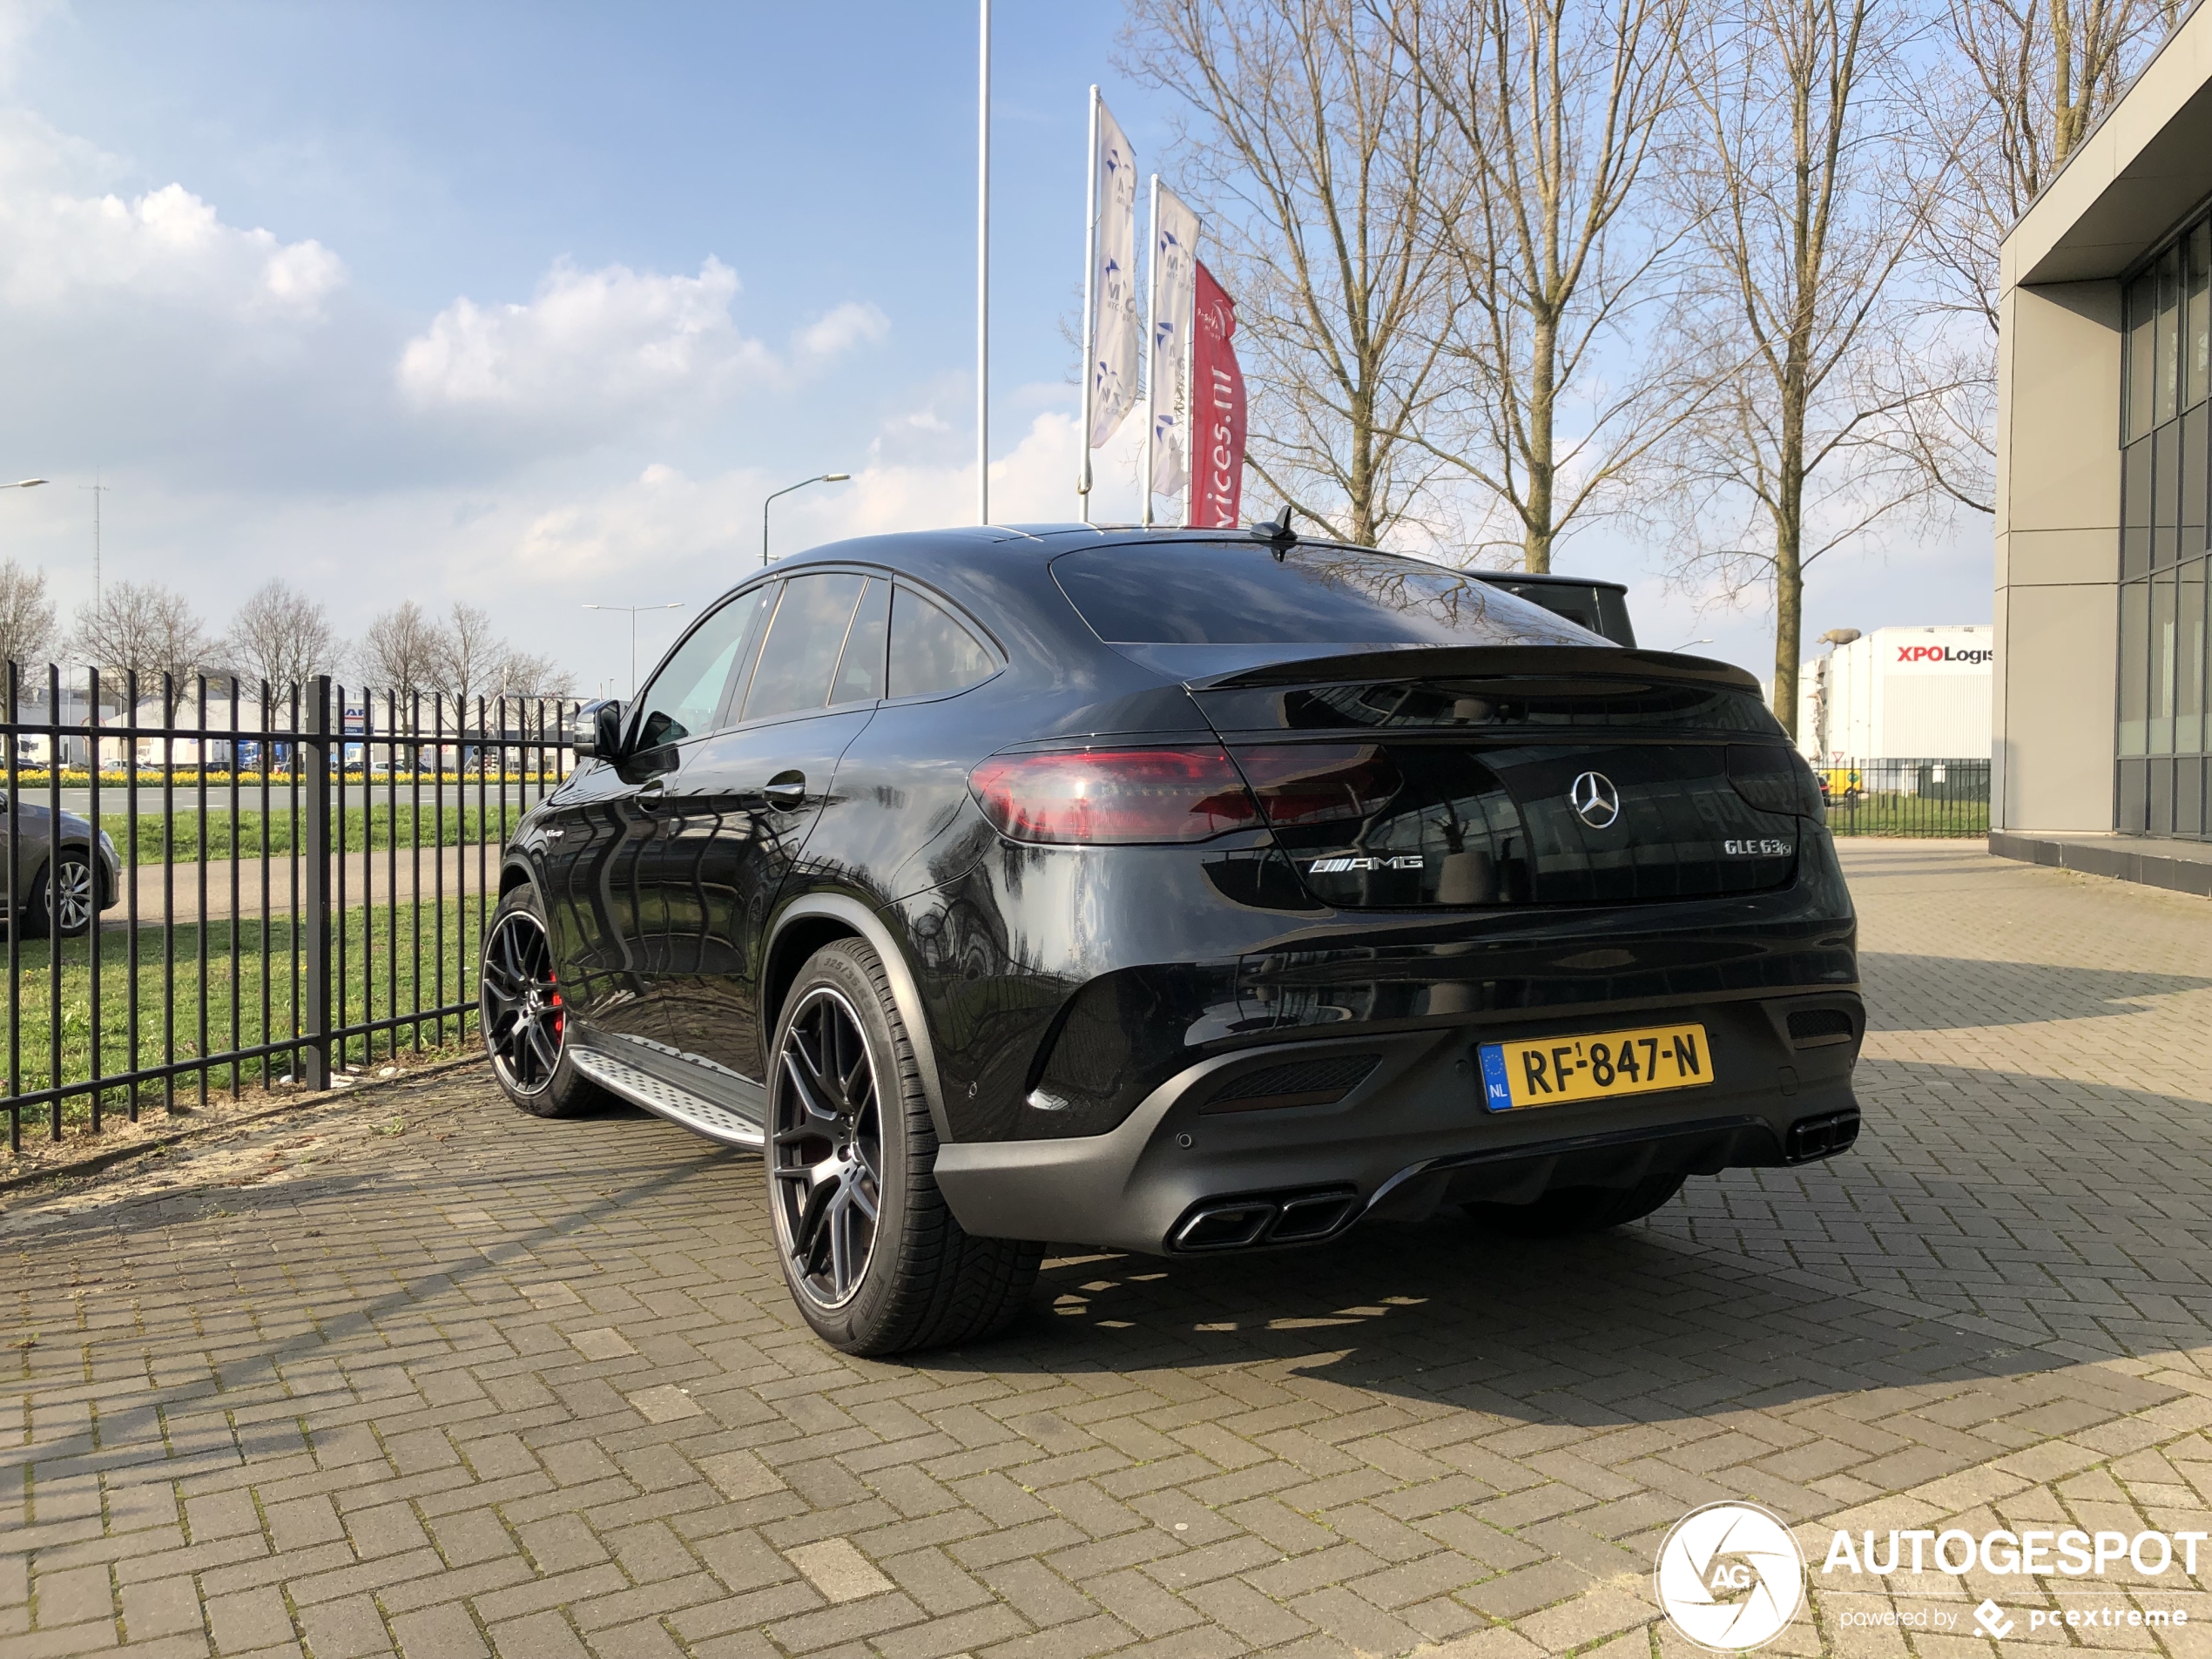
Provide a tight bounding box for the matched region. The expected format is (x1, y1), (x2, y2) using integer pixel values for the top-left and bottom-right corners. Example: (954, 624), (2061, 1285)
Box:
(765, 891), (951, 1145)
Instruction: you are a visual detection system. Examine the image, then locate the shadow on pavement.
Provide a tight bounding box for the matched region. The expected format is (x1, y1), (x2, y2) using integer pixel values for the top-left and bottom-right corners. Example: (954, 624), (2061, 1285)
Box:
(1860, 952), (2212, 1028)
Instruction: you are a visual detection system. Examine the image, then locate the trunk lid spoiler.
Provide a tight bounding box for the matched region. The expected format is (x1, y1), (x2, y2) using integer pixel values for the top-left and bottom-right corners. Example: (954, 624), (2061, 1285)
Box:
(1172, 643), (1760, 694)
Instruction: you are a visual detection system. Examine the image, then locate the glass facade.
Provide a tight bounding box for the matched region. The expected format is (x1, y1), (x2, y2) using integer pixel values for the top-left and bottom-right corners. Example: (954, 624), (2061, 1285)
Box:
(2117, 216), (2212, 840)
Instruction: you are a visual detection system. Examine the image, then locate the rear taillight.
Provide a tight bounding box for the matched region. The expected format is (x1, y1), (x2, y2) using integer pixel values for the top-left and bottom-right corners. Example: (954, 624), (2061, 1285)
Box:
(1228, 744), (1401, 826)
(1728, 745), (1824, 820)
(970, 747), (1263, 845)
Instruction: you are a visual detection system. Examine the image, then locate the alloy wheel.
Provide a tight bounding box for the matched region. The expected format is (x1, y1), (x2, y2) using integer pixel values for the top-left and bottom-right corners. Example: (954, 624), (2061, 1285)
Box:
(480, 908), (564, 1094)
(54, 855), (96, 934)
(770, 986), (884, 1310)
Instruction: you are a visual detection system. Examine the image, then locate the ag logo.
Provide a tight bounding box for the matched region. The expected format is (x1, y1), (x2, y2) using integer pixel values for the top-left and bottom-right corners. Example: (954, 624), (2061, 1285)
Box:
(1568, 770), (1620, 828)
(1655, 1502), (1805, 1650)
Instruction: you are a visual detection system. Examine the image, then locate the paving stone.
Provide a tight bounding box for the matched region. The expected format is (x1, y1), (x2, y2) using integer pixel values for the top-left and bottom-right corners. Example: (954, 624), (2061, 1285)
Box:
(10, 845), (2212, 1658)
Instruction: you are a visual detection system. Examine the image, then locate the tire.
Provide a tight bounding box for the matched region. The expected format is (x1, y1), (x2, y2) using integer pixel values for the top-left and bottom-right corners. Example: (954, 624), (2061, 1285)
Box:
(1460, 1172), (1685, 1238)
(479, 883), (610, 1118)
(24, 849), (98, 939)
(766, 938), (1041, 1357)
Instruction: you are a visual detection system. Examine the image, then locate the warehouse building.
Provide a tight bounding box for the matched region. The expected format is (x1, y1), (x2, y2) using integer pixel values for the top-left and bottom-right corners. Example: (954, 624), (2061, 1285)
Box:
(1994, 3), (2212, 895)
(1797, 625), (1993, 764)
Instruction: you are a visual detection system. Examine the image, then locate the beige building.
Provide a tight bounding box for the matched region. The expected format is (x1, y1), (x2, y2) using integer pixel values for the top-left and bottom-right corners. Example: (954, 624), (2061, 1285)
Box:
(1994, 7), (2212, 896)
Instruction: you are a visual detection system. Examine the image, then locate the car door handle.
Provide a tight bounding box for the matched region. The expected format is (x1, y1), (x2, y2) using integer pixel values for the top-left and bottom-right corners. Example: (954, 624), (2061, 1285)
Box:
(635, 778), (665, 810)
(764, 772), (806, 812)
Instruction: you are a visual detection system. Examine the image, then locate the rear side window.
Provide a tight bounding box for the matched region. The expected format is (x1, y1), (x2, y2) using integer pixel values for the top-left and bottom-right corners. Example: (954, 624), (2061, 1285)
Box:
(741, 573), (867, 722)
(1054, 543), (1599, 648)
(829, 578), (890, 705)
(889, 586), (995, 698)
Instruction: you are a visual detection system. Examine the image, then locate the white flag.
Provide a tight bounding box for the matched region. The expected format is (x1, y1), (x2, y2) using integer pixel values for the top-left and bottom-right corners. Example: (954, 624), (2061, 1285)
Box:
(1147, 184), (1200, 501)
(1089, 100), (1139, 448)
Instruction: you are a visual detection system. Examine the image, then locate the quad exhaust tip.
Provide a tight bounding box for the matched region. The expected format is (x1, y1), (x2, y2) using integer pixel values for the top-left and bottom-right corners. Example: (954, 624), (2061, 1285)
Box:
(1784, 1108), (1859, 1163)
(1170, 1187), (1361, 1253)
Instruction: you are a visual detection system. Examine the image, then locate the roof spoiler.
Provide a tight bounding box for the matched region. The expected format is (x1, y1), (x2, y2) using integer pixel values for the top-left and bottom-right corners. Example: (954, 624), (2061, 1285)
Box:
(1183, 644), (1762, 693)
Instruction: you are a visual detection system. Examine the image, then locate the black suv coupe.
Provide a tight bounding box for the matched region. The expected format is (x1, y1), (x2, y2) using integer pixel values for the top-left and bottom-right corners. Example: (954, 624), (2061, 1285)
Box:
(481, 527), (1861, 1355)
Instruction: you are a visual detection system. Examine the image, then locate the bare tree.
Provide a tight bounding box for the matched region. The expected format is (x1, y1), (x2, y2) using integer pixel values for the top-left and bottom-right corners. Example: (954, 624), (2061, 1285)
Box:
(71, 581), (211, 694)
(1658, 0), (1943, 737)
(0, 561), (58, 672)
(1904, 0), (2175, 512)
(224, 579), (340, 691)
(1393, 0), (1699, 571)
(355, 601), (441, 698)
(1122, 0), (1459, 544)
(496, 649), (577, 700)
(427, 603), (504, 709)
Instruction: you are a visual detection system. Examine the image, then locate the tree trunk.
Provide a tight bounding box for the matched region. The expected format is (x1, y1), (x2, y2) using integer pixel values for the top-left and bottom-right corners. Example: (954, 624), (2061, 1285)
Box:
(1774, 379), (1807, 739)
(1525, 314), (1559, 572)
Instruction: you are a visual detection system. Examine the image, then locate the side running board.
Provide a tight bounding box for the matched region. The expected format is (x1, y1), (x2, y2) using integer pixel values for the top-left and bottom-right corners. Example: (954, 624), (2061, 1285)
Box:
(569, 1045), (765, 1150)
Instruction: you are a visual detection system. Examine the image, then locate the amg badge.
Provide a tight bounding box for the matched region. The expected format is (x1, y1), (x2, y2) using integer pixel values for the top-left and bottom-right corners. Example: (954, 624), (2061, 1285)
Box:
(1307, 854), (1426, 874)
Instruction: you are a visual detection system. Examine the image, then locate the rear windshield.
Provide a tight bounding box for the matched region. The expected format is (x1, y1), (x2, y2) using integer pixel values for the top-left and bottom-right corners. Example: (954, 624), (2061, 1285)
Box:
(1053, 542), (1603, 649)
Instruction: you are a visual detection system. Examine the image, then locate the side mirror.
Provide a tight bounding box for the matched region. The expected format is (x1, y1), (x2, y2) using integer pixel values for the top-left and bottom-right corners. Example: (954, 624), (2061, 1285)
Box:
(574, 698), (624, 760)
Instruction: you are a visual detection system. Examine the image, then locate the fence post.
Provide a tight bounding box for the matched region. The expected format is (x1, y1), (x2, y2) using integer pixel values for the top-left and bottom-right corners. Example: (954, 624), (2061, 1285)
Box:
(302, 674), (333, 1089)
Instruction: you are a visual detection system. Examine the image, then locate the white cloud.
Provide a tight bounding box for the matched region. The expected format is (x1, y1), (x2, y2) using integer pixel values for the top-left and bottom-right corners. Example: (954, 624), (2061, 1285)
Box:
(795, 300), (889, 359)
(397, 256), (767, 413)
(0, 147), (347, 319)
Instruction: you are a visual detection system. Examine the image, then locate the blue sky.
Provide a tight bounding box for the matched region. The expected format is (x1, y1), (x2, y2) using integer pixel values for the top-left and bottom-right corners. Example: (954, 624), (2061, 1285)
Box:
(0, 0), (1991, 694)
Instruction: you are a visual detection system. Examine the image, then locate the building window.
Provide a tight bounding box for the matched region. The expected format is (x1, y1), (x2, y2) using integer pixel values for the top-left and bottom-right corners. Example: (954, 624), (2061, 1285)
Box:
(2118, 216), (2212, 839)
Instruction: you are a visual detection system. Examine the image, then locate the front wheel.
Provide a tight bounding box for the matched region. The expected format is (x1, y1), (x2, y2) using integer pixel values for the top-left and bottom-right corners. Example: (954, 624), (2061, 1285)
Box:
(1460, 1172), (1685, 1238)
(767, 938), (1040, 1356)
(479, 884), (608, 1117)
(24, 850), (98, 938)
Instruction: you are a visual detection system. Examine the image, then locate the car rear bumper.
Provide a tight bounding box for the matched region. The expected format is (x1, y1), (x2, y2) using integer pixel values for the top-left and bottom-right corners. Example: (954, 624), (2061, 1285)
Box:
(931, 988), (1861, 1254)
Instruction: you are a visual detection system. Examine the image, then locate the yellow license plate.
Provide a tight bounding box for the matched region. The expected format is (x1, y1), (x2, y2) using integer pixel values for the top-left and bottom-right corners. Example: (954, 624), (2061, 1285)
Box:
(1478, 1023), (1712, 1111)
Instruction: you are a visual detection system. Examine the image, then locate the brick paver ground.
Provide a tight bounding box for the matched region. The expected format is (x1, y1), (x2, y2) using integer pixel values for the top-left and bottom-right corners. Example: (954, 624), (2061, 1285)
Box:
(9, 840), (2212, 1659)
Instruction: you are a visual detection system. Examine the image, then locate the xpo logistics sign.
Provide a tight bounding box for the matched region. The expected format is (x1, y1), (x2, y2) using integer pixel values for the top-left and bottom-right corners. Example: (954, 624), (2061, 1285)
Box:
(1894, 642), (1994, 667)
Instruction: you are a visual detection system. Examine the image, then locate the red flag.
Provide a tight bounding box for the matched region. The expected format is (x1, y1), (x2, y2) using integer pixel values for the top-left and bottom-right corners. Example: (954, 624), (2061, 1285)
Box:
(1189, 260), (1245, 529)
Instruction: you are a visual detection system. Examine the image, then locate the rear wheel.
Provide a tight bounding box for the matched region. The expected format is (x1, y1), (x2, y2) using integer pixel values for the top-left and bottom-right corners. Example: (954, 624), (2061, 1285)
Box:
(24, 849), (98, 938)
(480, 884), (607, 1117)
(768, 938), (1040, 1356)
(1460, 1172), (1685, 1238)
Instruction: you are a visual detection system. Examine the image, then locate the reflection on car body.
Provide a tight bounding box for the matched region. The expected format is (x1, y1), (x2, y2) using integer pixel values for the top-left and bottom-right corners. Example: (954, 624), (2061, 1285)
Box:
(478, 525), (1859, 1356)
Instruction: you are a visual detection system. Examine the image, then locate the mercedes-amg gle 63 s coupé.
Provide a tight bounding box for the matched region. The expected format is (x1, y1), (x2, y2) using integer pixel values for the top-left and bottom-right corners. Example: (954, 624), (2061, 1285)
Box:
(480, 525), (1862, 1355)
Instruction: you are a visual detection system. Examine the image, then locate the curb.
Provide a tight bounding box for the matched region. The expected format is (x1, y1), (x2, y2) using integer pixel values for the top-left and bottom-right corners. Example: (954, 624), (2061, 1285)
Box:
(0, 1053), (486, 1197)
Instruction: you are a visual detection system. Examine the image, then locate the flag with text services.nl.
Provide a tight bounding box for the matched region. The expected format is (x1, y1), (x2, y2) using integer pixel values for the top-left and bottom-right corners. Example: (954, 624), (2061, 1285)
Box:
(1190, 260), (1245, 529)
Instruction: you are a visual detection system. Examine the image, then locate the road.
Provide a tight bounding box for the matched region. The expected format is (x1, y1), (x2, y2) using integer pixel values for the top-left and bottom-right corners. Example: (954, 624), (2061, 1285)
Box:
(92, 844), (506, 927)
(7, 840), (2212, 1657)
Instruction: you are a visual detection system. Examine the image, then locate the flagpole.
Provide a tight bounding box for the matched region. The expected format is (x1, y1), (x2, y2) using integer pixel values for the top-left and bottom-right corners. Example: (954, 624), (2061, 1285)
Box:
(1078, 84), (1099, 524)
(1184, 229), (1199, 529)
(977, 0), (991, 526)
(1142, 174), (1159, 529)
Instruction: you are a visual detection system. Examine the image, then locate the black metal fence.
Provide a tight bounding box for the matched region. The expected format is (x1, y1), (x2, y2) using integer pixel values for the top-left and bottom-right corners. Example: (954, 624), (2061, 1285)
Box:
(1817, 756), (1992, 837)
(3, 667), (577, 1150)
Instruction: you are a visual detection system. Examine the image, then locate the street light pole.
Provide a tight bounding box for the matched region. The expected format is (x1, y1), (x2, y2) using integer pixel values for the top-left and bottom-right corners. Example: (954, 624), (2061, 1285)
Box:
(761, 473), (852, 567)
(978, 0), (991, 527)
(583, 603), (686, 700)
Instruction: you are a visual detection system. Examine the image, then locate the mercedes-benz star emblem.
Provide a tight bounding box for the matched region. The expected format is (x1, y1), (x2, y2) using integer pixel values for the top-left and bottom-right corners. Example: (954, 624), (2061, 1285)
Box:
(1568, 771), (1621, 829)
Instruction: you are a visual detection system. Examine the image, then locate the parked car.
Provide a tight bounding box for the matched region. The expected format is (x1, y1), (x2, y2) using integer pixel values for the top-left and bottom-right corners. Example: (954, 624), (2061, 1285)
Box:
(2, 795), (121, 936)
(480, 526), (1860, 1355)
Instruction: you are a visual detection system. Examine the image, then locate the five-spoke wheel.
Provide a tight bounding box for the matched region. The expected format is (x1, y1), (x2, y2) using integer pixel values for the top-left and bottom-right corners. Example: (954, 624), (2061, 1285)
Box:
(25, 850), (98, 938)
(481, 904), (564, 1096)
(770, 985), (883, 1310)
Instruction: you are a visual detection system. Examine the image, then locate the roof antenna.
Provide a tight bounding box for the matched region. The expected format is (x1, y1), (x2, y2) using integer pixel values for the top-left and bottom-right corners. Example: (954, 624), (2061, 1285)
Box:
(1249, 509), (1297, 561)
